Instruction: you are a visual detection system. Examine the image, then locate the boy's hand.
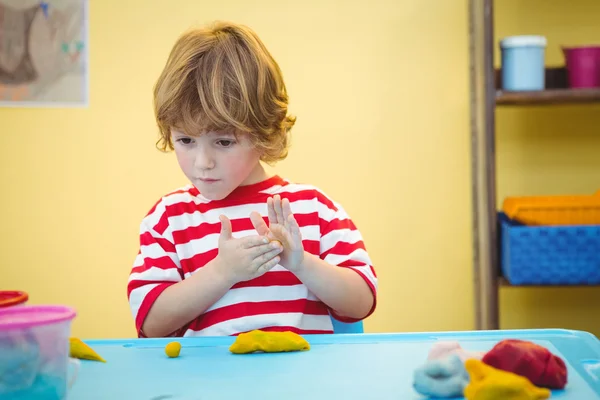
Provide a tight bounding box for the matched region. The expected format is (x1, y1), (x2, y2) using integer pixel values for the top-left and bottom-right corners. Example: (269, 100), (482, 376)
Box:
(214, 215), (283, 284)
(250, 194), (305, 273)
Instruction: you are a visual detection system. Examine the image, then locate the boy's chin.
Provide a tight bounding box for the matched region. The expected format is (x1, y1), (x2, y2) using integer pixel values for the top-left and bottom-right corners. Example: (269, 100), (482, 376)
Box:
(193, 185), (233, 201)
(203, 193), (229, 201)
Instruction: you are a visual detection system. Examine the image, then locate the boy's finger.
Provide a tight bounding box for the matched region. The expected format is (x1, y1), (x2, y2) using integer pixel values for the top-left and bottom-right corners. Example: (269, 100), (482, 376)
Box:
(253, 247), (282, 265)
(282, 198), (293, 219)
(249, 240), (282, 258)
(218, 215), (233, 242)
(267, 197), (277, 224)
(288, 214), (302, 240)
(250, 211), (270, 236)
(242, 235), (270, 249)
(256, 254), (281, 275)
(274, 195), (284, 223)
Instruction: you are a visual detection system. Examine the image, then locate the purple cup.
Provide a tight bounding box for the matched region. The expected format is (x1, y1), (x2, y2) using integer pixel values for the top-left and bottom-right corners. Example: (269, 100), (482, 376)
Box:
(563, 46), (600, 88)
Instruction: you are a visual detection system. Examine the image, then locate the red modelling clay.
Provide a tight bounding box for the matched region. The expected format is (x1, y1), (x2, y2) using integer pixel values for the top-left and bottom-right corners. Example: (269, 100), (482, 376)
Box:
(482, 339), (568, 389)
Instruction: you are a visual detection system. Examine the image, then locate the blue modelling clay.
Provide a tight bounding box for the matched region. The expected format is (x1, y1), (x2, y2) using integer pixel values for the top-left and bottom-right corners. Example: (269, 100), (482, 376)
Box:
(413, 354), (469, 398)
(1, 374), (66, 400)
(0, 332), (41, 393)
(0, 330), (67, 399)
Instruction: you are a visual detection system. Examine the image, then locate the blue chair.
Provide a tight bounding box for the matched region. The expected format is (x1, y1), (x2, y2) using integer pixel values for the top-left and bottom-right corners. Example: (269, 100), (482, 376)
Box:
(330, 316), (364, 334)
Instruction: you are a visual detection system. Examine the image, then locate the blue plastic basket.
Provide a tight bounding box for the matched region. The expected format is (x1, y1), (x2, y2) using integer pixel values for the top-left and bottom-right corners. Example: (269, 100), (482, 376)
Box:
(499, 212), (600, 285)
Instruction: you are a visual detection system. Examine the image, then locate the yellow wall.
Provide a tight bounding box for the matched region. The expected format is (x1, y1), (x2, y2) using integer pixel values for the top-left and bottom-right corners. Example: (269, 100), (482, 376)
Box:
(0, 0), (597, 339)
(495, 0), (600, 335)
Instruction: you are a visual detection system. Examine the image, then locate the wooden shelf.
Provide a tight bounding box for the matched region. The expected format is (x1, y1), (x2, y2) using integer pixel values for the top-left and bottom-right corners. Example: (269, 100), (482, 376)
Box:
(496, 88), (600, 106)
(470, 0), (599, 330)
(494, 66), (600, 106)
(499, 277), (600, 288)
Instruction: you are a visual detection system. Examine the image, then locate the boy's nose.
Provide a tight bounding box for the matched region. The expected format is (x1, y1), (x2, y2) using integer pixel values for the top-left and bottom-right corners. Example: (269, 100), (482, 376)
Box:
(194, 149), (215, 170)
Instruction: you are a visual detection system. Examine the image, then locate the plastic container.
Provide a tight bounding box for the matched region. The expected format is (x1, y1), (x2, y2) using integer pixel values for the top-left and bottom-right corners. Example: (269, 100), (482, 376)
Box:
(0, 305), (79, 399)
(563, 46), (600, 88)
(502, 191), (600, 226)
(500, 35), (547, 91)
(0, 291), (29, 308)
(499, 212), (600, 285)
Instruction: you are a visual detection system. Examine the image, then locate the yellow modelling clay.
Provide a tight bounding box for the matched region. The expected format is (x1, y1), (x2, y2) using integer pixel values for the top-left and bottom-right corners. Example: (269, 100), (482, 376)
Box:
(464, 359), (551, 400)
(165, 341), (182, 358)
(69, 337), (106, 362)
(229, 330), (310, 354)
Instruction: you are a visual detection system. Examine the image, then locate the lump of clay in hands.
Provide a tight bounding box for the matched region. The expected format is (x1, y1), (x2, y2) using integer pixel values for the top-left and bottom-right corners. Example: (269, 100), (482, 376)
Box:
(229, 330), (310, 354)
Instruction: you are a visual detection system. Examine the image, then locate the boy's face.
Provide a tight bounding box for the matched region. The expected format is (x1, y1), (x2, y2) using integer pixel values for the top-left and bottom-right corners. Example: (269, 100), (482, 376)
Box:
(171, 129), (266, 200)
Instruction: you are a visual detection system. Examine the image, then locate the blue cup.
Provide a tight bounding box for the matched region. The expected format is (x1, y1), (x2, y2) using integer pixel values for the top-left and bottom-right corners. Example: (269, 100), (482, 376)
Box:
(500, 35), (547, 91)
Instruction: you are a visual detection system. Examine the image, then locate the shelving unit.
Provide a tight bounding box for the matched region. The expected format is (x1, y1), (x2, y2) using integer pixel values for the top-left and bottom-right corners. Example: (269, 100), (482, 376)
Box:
(496, 67), (600, 105)
(468, 0), (600, 330)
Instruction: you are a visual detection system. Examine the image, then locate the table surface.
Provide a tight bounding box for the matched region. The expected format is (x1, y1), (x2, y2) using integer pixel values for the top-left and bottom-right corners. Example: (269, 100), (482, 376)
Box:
(68, 328), (600, 400)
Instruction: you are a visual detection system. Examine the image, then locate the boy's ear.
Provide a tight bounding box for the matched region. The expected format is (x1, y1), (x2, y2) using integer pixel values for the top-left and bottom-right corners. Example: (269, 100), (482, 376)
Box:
(254, 143), (265, 156)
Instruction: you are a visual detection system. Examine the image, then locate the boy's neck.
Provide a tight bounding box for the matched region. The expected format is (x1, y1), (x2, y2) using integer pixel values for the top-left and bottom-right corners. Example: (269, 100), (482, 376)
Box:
(240, 162), (272, 186)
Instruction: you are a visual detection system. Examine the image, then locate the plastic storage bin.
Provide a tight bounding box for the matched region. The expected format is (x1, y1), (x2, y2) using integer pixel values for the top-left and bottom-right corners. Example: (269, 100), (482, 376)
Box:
(563, 46), (600, 88)
(500, 35), (547, 91)
(499, 212), (600, 285)
(502, 191), (600, 226)
(0, 305), (78, 399)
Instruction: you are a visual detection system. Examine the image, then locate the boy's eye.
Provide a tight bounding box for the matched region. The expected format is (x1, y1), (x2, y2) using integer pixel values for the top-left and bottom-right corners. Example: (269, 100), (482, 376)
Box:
(216, 140), (235, 147)
(177, 138), (193, 145)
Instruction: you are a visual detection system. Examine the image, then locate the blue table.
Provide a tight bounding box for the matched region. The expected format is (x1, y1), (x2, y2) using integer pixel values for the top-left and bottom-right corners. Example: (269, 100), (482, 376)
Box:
(69, 329), (600, 399)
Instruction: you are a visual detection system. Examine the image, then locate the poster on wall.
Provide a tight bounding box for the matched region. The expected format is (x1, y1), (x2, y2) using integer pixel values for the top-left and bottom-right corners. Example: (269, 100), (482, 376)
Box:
(0, 0), (88, 108)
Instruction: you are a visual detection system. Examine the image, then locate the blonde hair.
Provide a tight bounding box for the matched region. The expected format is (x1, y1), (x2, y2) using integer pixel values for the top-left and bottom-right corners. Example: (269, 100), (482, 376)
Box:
(153, 21), (296, 164)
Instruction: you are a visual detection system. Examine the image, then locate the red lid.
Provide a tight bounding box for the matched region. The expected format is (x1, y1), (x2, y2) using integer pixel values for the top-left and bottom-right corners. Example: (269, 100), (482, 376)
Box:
(0, 291), (29, 307)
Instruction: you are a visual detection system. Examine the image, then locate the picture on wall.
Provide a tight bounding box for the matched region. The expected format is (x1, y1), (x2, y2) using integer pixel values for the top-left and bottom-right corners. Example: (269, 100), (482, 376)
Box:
(0, 0), (88, 108)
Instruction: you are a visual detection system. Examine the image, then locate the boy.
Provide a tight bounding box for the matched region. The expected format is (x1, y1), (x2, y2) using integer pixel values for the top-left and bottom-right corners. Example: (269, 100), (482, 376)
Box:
(127, 21), (377, 338)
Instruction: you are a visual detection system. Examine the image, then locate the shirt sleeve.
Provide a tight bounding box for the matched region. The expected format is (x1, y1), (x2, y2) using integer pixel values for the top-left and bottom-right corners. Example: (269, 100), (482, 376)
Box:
(127, 202), (184, 337)
(317, 193), (378, 323)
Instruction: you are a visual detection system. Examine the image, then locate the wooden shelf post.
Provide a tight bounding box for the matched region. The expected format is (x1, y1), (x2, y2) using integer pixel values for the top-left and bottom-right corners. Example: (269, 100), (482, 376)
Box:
(469, 0), (500, 330)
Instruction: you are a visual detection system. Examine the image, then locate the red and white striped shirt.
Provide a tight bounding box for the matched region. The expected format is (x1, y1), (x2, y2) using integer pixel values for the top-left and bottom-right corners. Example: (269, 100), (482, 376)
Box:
(127, 175), (377, 337)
